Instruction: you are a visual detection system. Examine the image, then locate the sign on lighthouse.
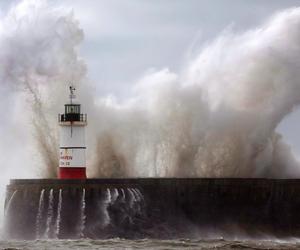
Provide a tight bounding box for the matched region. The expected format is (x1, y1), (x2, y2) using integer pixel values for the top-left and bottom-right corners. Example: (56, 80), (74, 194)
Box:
(58, 86), (87, 179)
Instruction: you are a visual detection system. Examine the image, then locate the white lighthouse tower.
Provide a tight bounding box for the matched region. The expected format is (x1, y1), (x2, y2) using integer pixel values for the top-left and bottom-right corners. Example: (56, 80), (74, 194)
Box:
(58, 86), (87, 179)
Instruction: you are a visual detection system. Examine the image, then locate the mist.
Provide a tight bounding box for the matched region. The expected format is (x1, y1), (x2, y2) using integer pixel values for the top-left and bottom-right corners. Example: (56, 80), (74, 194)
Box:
(89, 8), (300, 178)
(0, 0), (300, 182)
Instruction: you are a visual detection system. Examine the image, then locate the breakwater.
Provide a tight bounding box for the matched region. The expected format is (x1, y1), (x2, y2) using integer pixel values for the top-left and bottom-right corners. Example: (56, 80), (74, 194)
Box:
(4, 178), (300, 239)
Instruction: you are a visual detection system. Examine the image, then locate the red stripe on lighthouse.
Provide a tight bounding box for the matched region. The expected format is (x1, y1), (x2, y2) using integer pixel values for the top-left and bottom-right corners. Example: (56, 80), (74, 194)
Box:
(59, 167), (86, 179)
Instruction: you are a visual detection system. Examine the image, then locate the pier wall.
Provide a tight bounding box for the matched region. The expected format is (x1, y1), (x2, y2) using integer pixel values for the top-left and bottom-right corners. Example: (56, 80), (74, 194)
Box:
(5, 178), (300, 239)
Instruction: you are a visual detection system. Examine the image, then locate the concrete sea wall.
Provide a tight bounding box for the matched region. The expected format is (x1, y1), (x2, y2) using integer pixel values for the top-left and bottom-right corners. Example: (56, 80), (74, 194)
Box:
(4, 178), (300, 239)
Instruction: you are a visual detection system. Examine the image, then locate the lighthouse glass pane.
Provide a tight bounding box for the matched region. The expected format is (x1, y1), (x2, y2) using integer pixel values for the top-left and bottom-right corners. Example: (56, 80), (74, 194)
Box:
(65, 105), (80, 114)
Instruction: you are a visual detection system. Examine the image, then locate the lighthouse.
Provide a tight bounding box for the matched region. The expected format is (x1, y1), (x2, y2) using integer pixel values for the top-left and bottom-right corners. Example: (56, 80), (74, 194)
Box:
(58, 86), (87, 179)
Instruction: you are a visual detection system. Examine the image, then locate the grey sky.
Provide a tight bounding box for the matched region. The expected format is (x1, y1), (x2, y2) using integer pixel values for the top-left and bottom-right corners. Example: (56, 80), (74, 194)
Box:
(1, 0), (300, 154)
(66, 0), (300, 94)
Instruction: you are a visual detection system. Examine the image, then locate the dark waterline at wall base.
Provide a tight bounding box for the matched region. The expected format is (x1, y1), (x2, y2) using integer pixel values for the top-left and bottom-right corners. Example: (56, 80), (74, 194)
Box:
(5, 178), (300, 239)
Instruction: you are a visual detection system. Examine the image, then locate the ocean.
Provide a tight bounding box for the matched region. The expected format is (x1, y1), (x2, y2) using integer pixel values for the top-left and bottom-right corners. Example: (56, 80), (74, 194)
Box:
(0, 238), (299, 250)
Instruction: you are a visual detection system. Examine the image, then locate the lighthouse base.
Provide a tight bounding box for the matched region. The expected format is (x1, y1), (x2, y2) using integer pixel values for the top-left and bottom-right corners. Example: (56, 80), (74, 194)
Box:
(58, 167), (86, 179)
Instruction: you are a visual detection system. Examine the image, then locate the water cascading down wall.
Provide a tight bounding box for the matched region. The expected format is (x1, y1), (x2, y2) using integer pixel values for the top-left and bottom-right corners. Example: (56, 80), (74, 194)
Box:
(4, 178), (300, 239)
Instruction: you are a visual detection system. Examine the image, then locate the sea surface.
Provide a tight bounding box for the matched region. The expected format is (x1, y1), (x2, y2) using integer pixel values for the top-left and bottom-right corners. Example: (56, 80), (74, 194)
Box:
(0, 238), (300, 250)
